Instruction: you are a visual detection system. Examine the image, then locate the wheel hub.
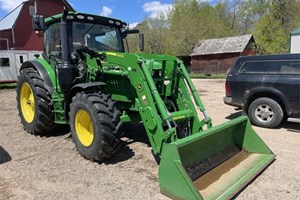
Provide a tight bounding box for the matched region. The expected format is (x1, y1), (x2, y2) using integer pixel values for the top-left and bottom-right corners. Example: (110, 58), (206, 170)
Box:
(20, 82), (35, 123)
(75, 109), (94, 147)
(260, 111), (269, 119)
(27, 99), (32, 105)
(255, 104), (274, 122)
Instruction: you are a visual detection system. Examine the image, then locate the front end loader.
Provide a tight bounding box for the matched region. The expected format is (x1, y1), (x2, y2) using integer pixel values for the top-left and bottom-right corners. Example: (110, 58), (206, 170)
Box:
(17, 11), (275, 199)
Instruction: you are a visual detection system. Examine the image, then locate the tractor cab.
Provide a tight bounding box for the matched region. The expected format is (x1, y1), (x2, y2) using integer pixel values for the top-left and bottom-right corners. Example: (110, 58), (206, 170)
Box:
(34, 12), (143, 64)
(41, 13), (125, 62)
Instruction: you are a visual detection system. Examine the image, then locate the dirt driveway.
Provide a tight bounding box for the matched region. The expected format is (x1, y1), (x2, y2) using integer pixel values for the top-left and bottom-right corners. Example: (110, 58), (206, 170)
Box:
(0, 79), (299, 200)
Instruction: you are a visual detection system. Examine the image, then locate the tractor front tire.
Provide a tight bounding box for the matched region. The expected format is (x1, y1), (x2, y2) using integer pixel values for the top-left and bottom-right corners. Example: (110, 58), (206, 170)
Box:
(16, 68), (56, 135)
(69, 92), (122, 162)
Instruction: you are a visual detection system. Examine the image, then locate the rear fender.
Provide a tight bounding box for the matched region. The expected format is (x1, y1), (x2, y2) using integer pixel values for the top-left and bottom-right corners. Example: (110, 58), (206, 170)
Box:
(20, 60), (55, 94)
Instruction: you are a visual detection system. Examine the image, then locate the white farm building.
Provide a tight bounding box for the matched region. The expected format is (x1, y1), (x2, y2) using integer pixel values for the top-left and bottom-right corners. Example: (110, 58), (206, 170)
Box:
(290, 27), (300, 53)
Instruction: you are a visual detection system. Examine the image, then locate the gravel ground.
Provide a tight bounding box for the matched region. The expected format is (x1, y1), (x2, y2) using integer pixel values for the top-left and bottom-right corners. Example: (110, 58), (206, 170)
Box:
(0, 79), (299, 200)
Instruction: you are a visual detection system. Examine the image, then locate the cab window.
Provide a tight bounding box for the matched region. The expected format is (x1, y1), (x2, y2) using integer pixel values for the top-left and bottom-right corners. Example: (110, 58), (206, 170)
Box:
(44, 23), (62, 62)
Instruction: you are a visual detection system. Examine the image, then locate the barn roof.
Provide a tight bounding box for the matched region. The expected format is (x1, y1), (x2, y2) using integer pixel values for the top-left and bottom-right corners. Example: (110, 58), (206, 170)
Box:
(190, 34), (254, 56)
(0, 0), (75, 31)
(0, 4), (23, 31)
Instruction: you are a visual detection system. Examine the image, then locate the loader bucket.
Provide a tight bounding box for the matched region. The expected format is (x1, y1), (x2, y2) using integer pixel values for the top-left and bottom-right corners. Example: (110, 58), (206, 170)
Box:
(158, 116), (275, 200)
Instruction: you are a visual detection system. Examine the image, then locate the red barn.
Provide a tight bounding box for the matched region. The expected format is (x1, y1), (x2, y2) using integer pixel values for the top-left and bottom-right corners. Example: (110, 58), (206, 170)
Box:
(190, 34), (256, 74)
(0, 0), (74, 51)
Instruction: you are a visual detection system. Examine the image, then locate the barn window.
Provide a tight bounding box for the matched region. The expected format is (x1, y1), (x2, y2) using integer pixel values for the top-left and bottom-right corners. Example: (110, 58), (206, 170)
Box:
(29, 6), (36, 16)
(0, 58), (10, 67)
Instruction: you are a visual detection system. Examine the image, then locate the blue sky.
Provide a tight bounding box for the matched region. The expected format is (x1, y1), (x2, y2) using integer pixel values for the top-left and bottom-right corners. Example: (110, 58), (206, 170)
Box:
(68, 0), (174, 27)
(0, 0), (216, 28)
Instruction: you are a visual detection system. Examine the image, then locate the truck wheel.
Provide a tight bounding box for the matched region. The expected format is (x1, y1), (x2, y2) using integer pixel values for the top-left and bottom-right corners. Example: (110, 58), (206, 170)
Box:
(16, 68), (56, 134)
(248, 97), (284, 128)
(69, 92), (122, 162)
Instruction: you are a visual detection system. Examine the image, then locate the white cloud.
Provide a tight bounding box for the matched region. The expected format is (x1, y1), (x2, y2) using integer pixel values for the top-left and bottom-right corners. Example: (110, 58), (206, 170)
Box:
(129, 22), (139, 29)
(142, 1), (172, 18)
(0, 0), (24, 13)
(100, 6), (112, 17)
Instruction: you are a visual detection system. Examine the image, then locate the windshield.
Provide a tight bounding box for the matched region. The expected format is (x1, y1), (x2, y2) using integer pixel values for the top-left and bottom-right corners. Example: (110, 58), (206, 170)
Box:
(72, 21), (124, 52)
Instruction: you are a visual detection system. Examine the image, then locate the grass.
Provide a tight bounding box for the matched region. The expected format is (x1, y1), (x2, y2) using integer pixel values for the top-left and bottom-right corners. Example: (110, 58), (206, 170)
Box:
(0, 83), (17, 89)
(189, 73), (226, 79)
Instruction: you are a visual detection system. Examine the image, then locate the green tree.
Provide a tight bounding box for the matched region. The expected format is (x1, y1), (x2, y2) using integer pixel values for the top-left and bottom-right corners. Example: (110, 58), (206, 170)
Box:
(166, 0), (234, 55)
(144, 15), (168, 54)
(126, 15), (168, 54)
(271, 0), (300, 32)
(165, 0), (202, 55)
(217, 0), (271, 34)
(255, 14), (288, 54)
(255, 0), (300, 54)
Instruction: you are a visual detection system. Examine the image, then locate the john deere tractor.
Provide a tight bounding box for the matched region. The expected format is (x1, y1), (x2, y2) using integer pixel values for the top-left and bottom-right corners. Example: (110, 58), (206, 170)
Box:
(17, 11), (275, 199)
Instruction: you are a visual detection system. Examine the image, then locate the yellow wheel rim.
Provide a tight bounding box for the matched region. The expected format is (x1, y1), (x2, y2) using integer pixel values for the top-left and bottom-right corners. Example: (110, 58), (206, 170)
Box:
(75, 109), (94, 147)
(20, 82), (35, 123)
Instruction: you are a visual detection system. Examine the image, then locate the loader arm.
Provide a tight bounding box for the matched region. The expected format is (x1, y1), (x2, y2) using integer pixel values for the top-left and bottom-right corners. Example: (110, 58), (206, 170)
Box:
(135, 57), (213, 155)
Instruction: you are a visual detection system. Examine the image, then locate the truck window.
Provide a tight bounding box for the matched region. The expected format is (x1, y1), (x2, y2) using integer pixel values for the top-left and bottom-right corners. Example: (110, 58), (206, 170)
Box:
(240, 60), (300, 74)
(280, 61), (300, 74)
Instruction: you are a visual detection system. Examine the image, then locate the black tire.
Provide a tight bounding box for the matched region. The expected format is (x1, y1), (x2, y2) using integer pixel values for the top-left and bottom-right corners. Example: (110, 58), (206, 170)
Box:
(248, 97), (284, 128)
(69, 91), (122, 162)
(16, 68), (56, 135)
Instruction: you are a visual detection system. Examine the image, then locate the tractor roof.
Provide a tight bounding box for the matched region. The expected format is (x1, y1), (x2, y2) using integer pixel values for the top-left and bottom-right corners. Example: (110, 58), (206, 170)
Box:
(45, 12), (127, 29)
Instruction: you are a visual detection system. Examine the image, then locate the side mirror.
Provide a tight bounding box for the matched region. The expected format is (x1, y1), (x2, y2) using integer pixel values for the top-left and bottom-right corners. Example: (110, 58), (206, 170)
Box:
(122, 29), (144, 52)
(139, 33), (144, 52)
(33, 15), (45, 31)
(122, 29), (139, 38)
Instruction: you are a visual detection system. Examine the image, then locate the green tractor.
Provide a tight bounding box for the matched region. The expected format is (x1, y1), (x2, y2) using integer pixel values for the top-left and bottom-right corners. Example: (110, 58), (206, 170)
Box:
(17, 11), (275, 199)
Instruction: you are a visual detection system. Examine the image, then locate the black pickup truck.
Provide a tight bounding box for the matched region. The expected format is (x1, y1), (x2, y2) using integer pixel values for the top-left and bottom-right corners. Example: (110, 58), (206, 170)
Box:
(224, 54), (300, 128)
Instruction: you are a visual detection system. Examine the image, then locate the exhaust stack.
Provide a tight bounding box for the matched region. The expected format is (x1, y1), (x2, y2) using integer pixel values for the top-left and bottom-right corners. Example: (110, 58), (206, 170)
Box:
(57, 10), (75, 92)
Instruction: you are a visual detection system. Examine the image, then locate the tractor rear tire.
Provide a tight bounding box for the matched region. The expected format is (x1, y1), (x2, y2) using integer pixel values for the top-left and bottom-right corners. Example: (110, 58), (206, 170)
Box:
(16, 68), (56, 135)
(69, 92), (122, 162)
